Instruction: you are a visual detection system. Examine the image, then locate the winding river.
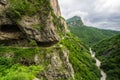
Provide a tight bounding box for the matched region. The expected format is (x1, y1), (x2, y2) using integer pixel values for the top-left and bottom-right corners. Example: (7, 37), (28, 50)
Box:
(89, 48), (107, 80)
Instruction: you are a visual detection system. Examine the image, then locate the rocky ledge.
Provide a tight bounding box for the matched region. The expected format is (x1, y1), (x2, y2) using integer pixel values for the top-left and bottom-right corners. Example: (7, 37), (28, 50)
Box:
(0, 0), (68, 47)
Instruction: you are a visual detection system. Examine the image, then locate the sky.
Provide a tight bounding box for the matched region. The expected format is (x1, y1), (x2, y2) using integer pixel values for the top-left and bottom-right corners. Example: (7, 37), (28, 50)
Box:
(58, 0), (120, 31)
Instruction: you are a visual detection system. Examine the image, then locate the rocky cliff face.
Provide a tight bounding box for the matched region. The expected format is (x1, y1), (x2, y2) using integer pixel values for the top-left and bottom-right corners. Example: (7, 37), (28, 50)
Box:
(67, 16), (83, 27)
(0, 0), (74, 80)
(0, 0), (67, 46)
(50, 0), (61, 17)
(0, 0), (60, 46)
(50, 0), (69, 33)
(0, 45), (74, 80)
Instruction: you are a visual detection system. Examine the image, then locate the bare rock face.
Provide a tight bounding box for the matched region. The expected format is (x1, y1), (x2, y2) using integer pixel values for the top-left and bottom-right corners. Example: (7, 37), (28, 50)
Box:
(50, 0), (69, 34)
(43, 49), (74, 80)
(50, 0), (61, 17)
(0, 0), (63, 46)
(0, 0), (69, 47)
(59, 18), (70, 34)
(0, 0), (7, 7)
(19, 14), (59, 46)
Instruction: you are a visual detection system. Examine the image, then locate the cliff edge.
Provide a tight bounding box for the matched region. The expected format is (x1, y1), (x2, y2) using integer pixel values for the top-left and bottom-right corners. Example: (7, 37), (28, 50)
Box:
(0, 0), (68, 47)
(0, 0), (73, 80)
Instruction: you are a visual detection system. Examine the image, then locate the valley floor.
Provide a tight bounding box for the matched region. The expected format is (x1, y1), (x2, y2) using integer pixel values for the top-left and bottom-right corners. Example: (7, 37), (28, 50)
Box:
(90, 48), (107, 80)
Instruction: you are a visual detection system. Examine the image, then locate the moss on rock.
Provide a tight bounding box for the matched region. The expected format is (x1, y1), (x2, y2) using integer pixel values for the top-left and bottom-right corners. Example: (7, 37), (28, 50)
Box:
(6, 0), (52, 20)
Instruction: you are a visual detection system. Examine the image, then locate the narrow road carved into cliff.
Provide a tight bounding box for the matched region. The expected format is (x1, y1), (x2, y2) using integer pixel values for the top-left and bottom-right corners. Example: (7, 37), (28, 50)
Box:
(89, 48), (107, 80)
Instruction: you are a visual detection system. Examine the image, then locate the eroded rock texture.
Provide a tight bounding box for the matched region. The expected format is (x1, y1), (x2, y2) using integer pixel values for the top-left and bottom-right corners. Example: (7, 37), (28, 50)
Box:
(0, 0), (67, 46)
(0, 0), (74, 79)
(0, 46), (74, 80)
(50, 0), (61, 17)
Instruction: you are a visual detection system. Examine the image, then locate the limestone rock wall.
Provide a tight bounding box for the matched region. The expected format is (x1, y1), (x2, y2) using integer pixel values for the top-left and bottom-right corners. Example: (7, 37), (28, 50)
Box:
(0, 0), (69, 47)
(0, 0), (74, 79)
(50, 0), (61, 17)
(0, 0), (61, 46)
(50, 0), (69, 33)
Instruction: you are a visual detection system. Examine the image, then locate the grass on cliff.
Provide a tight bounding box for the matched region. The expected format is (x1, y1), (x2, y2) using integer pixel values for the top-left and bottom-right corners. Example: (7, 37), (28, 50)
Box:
(51, 12), (66, 37)
(60, 33), (100, 80)
(6, 0), (52, 19)
(0, 47), (54, 66)
(5, 0), (64, 38)
(0, 47), (53, 80)
(0, 60), (43, 80)
(0, 32), (101, 80)
(0, 47), (44, 80)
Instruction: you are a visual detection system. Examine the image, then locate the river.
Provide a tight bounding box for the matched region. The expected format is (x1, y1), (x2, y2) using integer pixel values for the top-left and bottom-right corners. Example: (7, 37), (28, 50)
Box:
(89, 48), (107, 80)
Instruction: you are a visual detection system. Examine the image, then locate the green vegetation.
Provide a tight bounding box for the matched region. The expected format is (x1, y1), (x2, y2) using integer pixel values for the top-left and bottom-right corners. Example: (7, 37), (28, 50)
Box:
(60, 33), (100, 80)
(51, 12), (65, 37)
(0, 47), (54, 66)
(67, 16), (83, 26)
(29, 39), (38, 47)
(6, 0), (51, 20)
(67, 16), (120, 46)
(31, 24), (44, 30)
(0, 47), (53, 79)
(93, 34), (120, 80)
(0, 64), (43, 80)
(0, 33), (101, 80)
(0, 55), (43, 80)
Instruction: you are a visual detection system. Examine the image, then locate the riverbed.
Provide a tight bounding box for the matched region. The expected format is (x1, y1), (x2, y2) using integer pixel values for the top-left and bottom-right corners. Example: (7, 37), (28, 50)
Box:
(89, 48), (107, 80)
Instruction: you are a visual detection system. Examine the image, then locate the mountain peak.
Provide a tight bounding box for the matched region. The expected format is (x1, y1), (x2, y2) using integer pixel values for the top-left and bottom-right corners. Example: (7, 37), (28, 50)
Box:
(67, 16), (82, 21)
(72, 16), (81, 20)
(67, 16), (83, 27)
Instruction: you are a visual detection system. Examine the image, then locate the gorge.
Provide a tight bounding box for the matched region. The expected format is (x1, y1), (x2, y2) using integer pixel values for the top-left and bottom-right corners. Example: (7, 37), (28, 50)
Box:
(90, 48), (107, 80)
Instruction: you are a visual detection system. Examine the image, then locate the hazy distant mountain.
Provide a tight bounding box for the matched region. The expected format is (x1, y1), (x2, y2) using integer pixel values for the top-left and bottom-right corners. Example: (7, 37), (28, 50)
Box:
(67, 16), (120, 46)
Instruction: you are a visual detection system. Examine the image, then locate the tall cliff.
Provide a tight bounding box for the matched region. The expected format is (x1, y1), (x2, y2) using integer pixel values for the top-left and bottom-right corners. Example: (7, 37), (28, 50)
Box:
(0, 0), (69, 46)
(0, 0), (100, 80)
(50, 0), (69, 33)
(50, 0), (61, 17)
(0, 0), (73, 80)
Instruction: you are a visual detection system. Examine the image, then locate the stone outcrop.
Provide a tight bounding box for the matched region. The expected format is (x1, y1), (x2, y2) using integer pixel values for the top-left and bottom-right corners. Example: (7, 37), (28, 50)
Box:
(59, 18), (70, 34)
(50, 0), (61, 17)
(43, 48), (74, 80)
(50, 0), (69, 33)
(19, 14), (59, 46)
(0, 0), (66, 46)
(67, 16), (83, 27)
(0, 0), (69, 47)
(0, 0), (7, 7)
(0, 46), (74, 80)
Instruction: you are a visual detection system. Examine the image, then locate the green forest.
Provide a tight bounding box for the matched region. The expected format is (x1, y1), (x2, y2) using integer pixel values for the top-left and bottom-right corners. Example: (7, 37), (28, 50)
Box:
(93, 34), (120, 80)
(67, 16), (120, 46)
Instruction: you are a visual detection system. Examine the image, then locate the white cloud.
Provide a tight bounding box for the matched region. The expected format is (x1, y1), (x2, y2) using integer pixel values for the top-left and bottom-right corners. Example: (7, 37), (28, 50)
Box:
(94, 0), (120, 13)
(58, 0), (120, 31)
